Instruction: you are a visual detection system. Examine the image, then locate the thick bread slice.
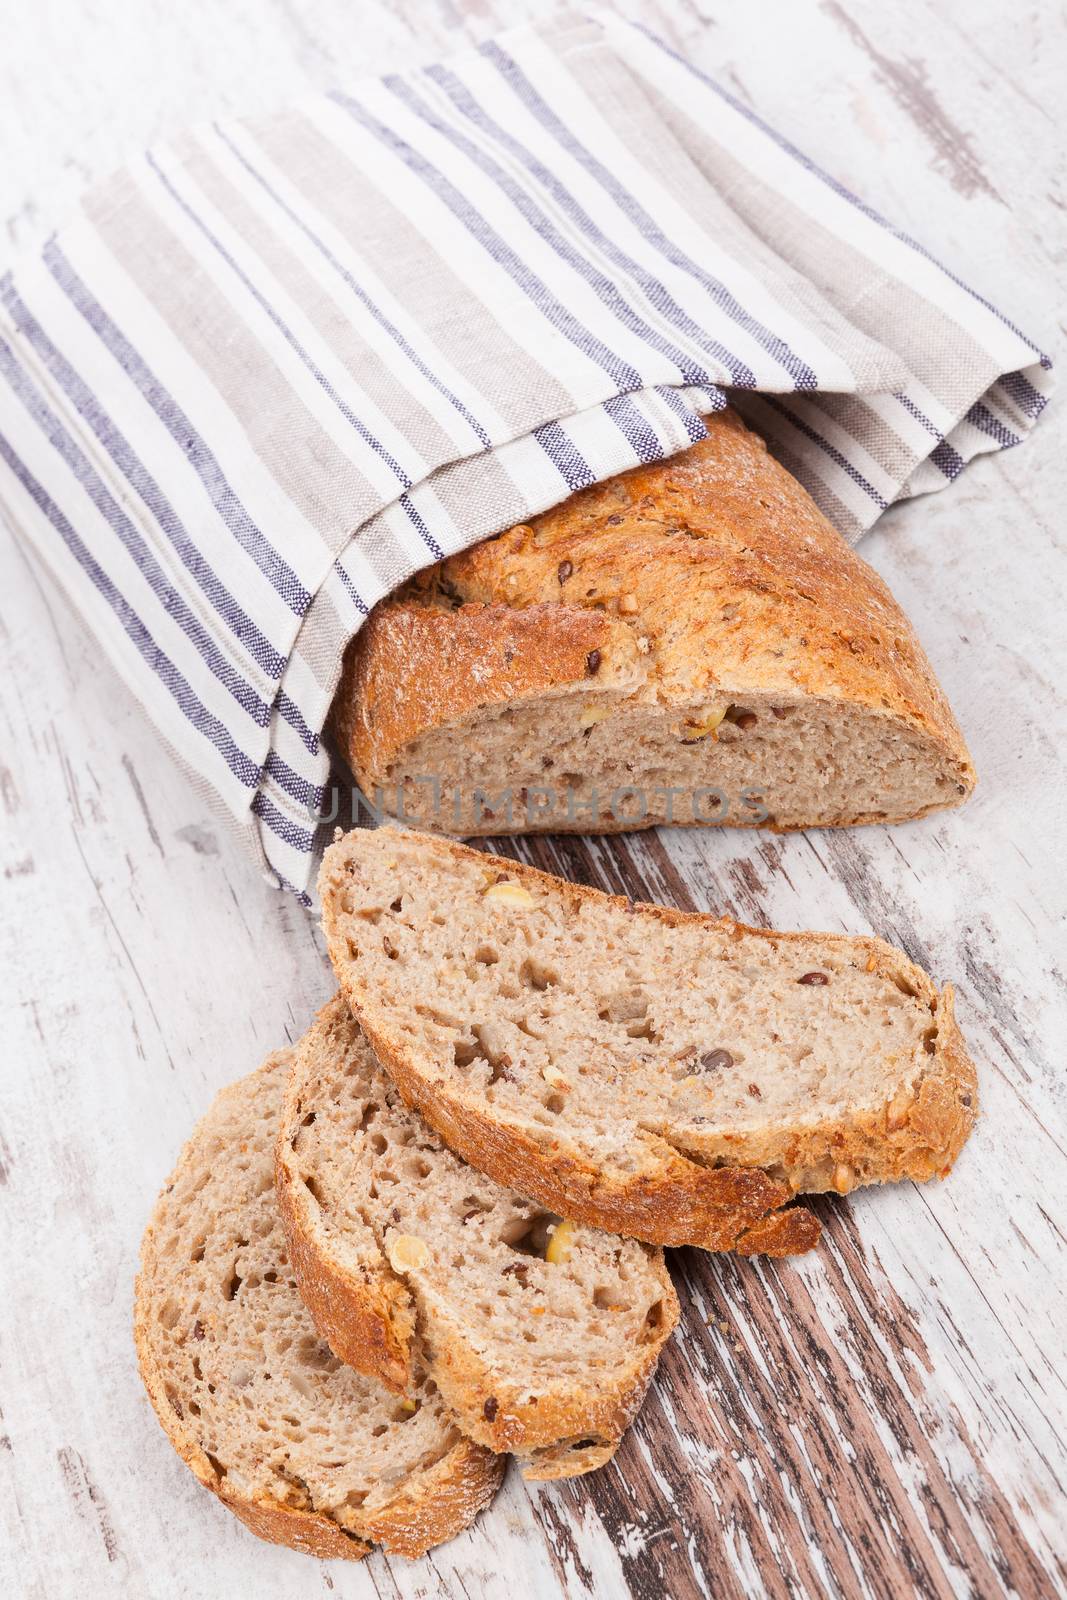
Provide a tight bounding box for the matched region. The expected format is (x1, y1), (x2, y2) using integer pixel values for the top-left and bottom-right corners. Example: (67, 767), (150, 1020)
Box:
(135, 1052), (503, 1560)
(320, 828), (978, 1254)
(277, 997), (679, 1480)
(333, 409), (975, 836)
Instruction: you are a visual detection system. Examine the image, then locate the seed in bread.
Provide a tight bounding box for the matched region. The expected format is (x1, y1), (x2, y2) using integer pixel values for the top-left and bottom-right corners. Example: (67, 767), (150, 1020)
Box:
(277, 997), (679, 1480)
(332, 410), (975, 837)
(134, 1051), (503, 1560)
(320, 826), (978, 1254)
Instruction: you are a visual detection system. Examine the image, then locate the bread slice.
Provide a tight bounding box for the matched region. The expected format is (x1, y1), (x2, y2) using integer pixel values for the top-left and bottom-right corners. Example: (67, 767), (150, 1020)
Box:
(320, 827), (978, 1254)
(277, 996), (679, 1481)
(332, 410), (975, 837)
(135, 1051), (503, 1560)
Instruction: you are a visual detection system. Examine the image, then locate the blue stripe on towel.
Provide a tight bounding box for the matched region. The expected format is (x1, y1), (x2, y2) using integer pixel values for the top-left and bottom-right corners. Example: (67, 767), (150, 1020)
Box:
(45, 241), (314, 614)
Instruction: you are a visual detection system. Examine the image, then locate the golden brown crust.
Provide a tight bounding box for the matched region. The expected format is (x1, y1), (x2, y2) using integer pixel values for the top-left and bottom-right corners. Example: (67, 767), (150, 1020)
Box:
(136, 1298), (503, 1562)
(218, 1489), (373, 1561)
(523, 1439), (620, 1481)
(389, 1249), (678, 1476)
(135, 1057), (504, 1563)
(320, 830), (979, 1255)
(275, 1116), (415, 1394)
(209, 1432), (503, 1561)
(133, 1259), (373, 1562)
(353, 1438), (504, 1559)
(665, 981), (977, 1194)
(333, 600), (640, 796)
(276, 999), (680, 1467)
(366, 1026), (820, 1255)
(335, 410), (975, 827)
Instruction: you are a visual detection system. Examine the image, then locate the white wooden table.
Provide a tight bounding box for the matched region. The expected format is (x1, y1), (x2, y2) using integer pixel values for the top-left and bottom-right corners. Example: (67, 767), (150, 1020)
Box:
(2, 3), (1064, 1596)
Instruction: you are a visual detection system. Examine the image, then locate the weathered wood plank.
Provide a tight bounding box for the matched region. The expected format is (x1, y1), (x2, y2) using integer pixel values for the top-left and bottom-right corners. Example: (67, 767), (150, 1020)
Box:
(1, 1), (1063, 1597)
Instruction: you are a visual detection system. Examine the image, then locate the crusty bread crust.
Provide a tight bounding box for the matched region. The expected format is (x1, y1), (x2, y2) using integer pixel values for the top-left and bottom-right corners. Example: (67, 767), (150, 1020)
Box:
(347, 1022), (821, 1256)
(134, 1288), (371, 1562)
(135, 1056), (504, 1561)
(694, 982), (976, 1190)
(276, 998), (680, 1479)
(429, 1288), (676, 1480)
(334, 601), (642, 799)
(335, 1438), (504, 1559)
(334, 409), (975, 832)
(320, 830), (978, 1254)
(275, 1147), (416, 1394)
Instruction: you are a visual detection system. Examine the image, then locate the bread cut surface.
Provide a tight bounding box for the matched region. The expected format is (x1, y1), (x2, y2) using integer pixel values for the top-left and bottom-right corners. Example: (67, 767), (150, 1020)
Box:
(277, 997), (679, 1479)
(320, 827), (978, 1253)
(135, 1051), (503, 1560)
(333, 410), (975, 835)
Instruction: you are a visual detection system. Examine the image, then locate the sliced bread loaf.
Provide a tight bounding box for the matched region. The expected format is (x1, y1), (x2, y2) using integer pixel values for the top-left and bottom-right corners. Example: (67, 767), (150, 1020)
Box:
(320, 827), (978, 1254)
(333, 410), (975, 837)
(135, 1050), (503, 1560)
(277, 996), (679, 1480)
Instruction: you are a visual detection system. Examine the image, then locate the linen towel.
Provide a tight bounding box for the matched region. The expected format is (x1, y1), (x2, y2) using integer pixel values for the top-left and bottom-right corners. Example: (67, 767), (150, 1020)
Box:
(0, 13), (1051, 897)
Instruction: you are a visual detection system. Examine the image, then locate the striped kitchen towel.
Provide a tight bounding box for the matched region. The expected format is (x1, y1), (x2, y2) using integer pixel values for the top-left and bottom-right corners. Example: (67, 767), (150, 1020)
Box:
(0, 13), (1051, 897)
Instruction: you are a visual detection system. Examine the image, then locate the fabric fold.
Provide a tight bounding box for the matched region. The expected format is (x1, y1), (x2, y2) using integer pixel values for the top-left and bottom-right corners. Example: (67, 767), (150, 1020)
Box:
(0, 13), (1051, 894)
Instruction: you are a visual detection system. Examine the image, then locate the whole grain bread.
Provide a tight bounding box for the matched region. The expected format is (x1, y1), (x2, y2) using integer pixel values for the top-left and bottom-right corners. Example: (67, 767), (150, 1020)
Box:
(277, 997), (679, 1480)
(134, 1051), (503, 1561)
(333, 410), (974, 836)
(320, 827), (978, 1254)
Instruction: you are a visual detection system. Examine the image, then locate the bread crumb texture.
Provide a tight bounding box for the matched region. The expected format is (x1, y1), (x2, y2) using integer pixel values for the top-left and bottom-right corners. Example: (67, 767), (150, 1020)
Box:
(278, 998), (678, 1477)
(334, 411), (975, 836)
(321, 827), (977, 1253)
(134, 1052), (503, 1559)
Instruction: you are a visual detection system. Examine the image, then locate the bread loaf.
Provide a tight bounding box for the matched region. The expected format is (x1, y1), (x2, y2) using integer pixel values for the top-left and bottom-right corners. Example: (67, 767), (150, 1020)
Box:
(320, 827), (978, 1253)
(333, 411), (974, 836)
(276, 997), (678, 1480)
(134, 1051), (503, 1560)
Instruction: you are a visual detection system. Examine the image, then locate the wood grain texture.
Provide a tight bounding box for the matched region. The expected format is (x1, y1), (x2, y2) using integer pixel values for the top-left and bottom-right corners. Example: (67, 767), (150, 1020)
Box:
(0, 2), (1064, 1597)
